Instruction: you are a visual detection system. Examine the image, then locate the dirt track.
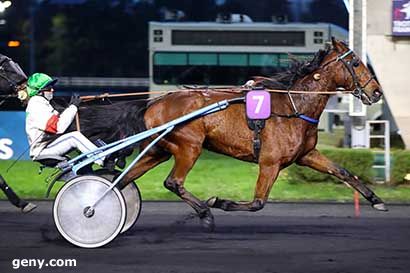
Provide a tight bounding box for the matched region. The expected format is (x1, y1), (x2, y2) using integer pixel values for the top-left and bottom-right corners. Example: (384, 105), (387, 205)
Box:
(0, 201), (409, 273)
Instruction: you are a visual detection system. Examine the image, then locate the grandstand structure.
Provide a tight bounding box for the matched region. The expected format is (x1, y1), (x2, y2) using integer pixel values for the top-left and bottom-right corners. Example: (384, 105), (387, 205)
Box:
(367, 0), (410, 149)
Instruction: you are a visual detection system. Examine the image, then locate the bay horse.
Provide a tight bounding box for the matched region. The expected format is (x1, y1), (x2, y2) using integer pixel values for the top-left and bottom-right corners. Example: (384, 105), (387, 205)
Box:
(79, 38), (386, 230)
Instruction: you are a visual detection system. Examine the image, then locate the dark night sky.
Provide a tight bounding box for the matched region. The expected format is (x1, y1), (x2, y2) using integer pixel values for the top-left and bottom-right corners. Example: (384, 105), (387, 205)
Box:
(1, 0), (348, 77)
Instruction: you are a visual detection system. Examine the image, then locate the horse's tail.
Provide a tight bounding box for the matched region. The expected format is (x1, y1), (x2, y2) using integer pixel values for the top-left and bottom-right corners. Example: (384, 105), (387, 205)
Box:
(79, 99), (148, 143)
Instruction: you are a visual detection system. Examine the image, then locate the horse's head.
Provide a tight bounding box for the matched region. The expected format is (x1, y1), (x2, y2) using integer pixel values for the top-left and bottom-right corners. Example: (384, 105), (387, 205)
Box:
(326, 38), (382, 105)
(0, 54), (28, 101)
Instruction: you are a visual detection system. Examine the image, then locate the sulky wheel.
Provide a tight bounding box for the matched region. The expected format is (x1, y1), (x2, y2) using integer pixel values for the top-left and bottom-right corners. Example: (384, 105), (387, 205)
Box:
(95, 170), (142, 234)
(119, 182), (142, 233)
(53, 175), (126, 248)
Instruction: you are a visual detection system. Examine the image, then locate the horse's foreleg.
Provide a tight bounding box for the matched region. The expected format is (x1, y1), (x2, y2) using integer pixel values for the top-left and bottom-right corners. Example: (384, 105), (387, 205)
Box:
(297, 149), (387, 211)
(207, 164), (280, 212)
(163, 145), (215, 230)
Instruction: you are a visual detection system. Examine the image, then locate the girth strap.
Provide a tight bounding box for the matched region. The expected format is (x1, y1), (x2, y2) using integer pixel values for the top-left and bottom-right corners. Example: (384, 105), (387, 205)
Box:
(247, 119), (265, 162)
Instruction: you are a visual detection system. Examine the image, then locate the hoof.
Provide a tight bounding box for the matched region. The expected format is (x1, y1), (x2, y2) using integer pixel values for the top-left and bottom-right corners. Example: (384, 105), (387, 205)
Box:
(372, 203), (388, 212)
(200, 210), (215, 232)
(206, 196), (218, 208)
(22, 202), (37, 214)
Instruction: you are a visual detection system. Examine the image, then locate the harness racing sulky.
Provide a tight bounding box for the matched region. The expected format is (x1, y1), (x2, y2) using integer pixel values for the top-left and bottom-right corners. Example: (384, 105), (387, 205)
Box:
(0, 38), (387, 248)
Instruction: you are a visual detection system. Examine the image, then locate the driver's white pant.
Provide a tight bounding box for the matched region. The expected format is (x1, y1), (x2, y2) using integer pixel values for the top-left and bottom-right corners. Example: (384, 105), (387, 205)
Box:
(38, 131), (104, 165)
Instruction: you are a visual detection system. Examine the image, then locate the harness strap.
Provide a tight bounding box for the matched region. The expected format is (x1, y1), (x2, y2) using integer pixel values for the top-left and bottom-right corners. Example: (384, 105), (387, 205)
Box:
(298, 114), (319, 124)
(271, 112), (319, 125)
(247, 119), (265, 162)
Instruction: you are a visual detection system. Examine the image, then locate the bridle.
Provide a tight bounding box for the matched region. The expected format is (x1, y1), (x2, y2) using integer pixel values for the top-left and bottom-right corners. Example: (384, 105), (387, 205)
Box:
(322, 49), (375, 104)
(280, 47), (376, 125)
(0, 57), (26, 92)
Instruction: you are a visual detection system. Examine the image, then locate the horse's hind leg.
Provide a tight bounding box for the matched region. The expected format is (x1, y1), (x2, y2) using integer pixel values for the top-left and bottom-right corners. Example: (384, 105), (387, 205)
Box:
(296, 149), (387, 211)
(122, 147), (171, 187)
(207, 163), (280, 212)
(163, 144), (215, 230)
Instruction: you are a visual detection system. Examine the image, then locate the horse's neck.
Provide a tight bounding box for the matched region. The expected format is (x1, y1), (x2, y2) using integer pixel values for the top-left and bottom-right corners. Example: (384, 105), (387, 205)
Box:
(291, 72), (336, 119)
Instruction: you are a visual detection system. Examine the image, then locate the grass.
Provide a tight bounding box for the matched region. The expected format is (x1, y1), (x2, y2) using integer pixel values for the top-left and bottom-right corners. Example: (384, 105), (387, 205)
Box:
(317, 128), (345, 149)
(1, 150), (410, 202)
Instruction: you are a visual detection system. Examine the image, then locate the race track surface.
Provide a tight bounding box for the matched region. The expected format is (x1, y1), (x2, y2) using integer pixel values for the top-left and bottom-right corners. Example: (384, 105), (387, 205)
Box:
(0, 201), (409, 273)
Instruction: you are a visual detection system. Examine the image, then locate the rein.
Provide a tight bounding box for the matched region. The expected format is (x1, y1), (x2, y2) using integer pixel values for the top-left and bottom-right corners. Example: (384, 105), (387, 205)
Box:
(77, 84), (355, 126)
(78, 86), (351, 127)
(79, 88), (351, 102)
(0, 93), (15, 107)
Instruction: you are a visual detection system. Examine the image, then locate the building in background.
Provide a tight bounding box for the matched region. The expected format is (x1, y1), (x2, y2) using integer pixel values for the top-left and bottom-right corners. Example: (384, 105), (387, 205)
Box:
(149, 21), (347, 90)
(366, 0), (410, 149)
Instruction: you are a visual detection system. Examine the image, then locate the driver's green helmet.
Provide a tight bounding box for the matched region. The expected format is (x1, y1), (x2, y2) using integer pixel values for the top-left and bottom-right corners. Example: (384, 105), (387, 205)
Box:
(27, 73), (58, 97)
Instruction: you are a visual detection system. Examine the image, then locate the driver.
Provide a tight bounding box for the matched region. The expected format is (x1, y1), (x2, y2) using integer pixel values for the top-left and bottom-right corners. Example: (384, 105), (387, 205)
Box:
(25, 73), (103, 165)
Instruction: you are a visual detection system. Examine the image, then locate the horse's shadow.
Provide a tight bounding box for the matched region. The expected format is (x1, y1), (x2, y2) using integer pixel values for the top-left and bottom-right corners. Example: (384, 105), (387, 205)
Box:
(123, 213), (352, 245)
(39, 211), (354, 247)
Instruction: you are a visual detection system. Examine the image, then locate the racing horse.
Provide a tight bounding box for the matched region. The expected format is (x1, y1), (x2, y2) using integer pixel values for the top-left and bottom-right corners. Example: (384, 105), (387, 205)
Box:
(80, 38), (386, 229)
(0, 53), (37, 213)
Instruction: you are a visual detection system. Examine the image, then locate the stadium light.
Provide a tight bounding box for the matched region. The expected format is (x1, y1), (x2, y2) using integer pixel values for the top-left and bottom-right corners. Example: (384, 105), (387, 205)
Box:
(8, 40), (20, 47)
(0, 1), (11, 13)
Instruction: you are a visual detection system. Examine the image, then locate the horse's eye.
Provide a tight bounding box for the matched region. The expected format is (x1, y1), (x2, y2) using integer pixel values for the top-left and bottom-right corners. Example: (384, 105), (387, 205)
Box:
(353, 60), (360, 67)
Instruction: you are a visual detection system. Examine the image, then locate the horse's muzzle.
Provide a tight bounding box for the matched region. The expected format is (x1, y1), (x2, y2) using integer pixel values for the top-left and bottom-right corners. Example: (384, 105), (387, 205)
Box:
(371, 89), (383, 103)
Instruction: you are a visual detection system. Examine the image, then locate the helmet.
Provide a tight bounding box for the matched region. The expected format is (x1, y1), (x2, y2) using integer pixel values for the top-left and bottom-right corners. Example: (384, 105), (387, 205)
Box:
(27, 73), (58, 97)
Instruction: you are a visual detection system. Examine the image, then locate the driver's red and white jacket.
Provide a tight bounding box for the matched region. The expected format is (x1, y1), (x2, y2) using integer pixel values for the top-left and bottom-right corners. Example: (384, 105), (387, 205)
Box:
(25, 95), (77, 159)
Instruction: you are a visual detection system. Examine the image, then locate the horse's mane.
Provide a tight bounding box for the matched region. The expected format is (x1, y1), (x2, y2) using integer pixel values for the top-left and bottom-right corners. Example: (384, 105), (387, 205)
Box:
(79, 99), (148, 142)
(253, 44), (331, 90)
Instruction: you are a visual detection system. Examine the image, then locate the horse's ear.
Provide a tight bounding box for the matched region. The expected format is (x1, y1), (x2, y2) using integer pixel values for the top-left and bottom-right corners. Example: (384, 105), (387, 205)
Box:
(324, 41), (332, 51)
(331, 36), (344, 52)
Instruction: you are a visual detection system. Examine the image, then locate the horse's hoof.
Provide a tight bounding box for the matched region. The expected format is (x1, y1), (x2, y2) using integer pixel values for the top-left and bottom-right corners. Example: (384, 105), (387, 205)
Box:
(200, 211), (215, 232)
(372, 203), (388, 211)
(206, 196), (218, 207)
(22, 202), (37, 214)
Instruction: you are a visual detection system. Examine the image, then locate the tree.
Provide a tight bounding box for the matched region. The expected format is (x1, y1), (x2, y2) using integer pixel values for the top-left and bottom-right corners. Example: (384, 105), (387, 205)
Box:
(44, 14), (73, 75)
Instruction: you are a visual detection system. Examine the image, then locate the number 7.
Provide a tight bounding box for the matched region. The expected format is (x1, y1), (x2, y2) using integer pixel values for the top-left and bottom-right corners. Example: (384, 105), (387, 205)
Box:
(252, 95), (265, 114)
